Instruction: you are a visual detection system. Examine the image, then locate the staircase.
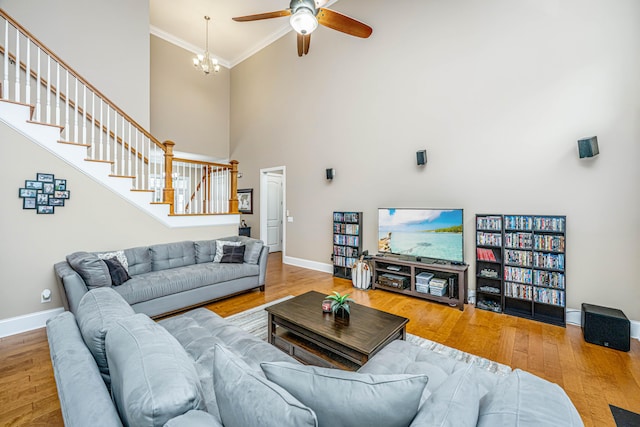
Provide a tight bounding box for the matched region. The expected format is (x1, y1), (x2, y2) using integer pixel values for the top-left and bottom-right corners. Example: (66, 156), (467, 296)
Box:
(0, 9), (239, 228)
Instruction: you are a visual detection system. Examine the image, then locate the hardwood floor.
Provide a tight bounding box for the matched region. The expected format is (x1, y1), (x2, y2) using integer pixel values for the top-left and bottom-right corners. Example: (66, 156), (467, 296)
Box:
(1, 252), (638, 426)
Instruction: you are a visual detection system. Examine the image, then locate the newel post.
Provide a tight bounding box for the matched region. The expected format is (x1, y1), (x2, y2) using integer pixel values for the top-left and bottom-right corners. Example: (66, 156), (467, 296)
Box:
(229, 160), (239, 214)
(163, 140), (176, 215)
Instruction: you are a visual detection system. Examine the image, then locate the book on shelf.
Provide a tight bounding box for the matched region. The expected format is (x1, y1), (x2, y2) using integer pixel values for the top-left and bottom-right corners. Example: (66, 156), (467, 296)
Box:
(476, 247), (497, 261)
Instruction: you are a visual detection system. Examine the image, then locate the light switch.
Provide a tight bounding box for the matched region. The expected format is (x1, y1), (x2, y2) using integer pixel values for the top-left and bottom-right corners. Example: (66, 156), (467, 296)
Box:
(287, 216), (294, 223)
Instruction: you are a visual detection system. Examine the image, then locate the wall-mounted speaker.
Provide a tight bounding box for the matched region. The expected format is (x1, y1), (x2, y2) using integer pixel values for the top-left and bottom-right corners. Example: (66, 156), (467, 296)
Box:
(326, 168), (335, 180)
(582, 303), (630, 352)
(578, 136), (599, 158)
(416, 150), (427, 166)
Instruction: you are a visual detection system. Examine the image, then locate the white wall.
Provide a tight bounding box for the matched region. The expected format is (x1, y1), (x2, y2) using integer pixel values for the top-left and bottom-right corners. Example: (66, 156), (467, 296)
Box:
(230, 0), (640, 319)
(2, 0), (151, 128)
(150, 35), (230, 159)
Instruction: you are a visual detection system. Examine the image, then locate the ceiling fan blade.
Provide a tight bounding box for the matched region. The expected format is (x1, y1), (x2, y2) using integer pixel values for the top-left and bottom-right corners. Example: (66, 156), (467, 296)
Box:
(297, 33), (304, 57)
(296, 34), (311, 57)
(232, 10), (291, 22)
(317, 8), (372, 38)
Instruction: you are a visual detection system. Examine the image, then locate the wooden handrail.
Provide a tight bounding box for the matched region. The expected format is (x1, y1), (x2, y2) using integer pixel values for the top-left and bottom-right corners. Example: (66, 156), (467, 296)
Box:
(0, 8), (166, 153)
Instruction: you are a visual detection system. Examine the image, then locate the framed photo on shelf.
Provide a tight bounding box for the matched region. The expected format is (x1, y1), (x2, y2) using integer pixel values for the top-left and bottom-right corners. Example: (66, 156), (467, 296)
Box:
(237, 188), (253, 214)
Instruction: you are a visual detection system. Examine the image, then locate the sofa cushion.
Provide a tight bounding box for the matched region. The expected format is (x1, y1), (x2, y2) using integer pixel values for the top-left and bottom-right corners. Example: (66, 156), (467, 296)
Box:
(194, 240), (217, 263)
(124, 246), (152, 276)
(106, 314), (206, 427)
(75, 287), (135, 386)
(214, 345), (317, 427)
(213, 240), (242, 262)
(66, 251), (111, 289)
(477, 369), (583, 427)
(237, 237), (264, 264)
(114, 263), (260, 305)
(220, 245), (245, 263)
(163, 410), (223, 427)
(151, 241), (196, 271)
(96, 250), (129, 272)
(261, 362), (428, 427)
(410, 364), (483, 427)
(103, 257), (131, 286)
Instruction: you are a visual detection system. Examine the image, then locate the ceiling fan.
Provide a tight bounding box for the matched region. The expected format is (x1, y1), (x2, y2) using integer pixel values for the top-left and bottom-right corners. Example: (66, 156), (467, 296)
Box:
(232, 0), (372, 57)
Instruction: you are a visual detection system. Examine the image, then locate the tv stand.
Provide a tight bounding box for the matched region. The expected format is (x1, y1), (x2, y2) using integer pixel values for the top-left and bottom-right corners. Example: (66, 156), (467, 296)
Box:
(371, 256), (469, 311)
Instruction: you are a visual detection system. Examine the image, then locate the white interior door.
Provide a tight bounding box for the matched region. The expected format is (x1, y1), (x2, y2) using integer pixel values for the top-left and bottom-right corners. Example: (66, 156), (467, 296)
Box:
(266, 173), (283, 252)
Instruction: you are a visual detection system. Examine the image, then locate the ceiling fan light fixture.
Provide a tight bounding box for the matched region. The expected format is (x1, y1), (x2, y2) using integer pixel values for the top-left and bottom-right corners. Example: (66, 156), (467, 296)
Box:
(290, 7), (318, 35)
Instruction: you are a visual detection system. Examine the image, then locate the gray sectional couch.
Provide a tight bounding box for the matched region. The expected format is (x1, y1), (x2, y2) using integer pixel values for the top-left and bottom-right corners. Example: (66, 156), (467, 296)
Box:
(46, 288), (584, 427)
(54, 236), (268, 317)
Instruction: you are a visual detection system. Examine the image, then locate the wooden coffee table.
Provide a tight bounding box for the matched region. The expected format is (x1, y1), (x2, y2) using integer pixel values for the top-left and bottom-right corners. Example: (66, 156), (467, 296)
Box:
(266, 291), (409, 371)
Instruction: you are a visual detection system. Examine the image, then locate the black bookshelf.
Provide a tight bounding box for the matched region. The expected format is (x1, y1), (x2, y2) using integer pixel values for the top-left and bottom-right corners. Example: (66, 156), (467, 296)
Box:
(332, 212), (362, 279)
(475, 215), (504, 313)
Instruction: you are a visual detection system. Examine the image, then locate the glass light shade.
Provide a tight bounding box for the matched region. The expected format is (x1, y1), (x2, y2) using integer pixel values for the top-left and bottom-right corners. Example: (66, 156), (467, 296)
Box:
(290, 8), (318, 35)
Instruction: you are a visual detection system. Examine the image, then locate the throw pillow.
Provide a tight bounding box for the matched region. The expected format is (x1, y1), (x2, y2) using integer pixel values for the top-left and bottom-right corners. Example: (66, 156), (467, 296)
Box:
(103, 257), (131, 286)
(261, 362), (428, 427)
(105, 314), (206, 427)
(66, 251), (111, 289)
(410, 364), (484, 427)
(241, 238), (264, 264)
(213, 240), (242, 262)
(220, 245), (245, 263)
(213, 345), (317, 427)
(75, 288), (135, 387)
(96, 250), (129, 272)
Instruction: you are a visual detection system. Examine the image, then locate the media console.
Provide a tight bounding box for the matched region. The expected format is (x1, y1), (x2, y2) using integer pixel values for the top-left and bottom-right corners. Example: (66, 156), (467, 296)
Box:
(371, 255), (469, 311)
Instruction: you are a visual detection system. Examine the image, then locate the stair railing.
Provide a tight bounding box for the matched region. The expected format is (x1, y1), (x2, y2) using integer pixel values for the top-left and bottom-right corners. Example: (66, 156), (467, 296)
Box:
(0, 9), (238, 215)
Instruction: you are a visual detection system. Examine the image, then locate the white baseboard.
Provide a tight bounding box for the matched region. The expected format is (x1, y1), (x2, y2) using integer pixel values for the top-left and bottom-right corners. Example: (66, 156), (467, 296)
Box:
(0, 307), (64, 338)
(282, 255), (333, 274)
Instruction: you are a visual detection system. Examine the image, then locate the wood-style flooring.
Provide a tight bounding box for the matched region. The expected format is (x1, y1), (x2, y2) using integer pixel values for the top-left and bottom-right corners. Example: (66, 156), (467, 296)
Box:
(1, 252), (638, 426)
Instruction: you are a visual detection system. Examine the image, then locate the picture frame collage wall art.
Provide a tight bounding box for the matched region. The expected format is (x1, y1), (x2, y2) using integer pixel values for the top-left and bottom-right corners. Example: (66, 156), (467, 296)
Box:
(19, 173), (70, 214)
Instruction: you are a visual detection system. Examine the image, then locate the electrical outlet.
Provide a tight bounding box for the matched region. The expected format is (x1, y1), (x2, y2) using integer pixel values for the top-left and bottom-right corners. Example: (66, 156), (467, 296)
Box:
(41, 289), (52, 303)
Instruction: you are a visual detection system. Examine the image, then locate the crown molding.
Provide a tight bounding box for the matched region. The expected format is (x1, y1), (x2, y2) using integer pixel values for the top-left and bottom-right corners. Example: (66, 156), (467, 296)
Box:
(150, 25), (231, 69)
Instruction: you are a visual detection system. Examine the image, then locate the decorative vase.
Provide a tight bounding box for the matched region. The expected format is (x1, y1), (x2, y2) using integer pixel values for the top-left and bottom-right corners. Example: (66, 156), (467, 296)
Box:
(334, 306), (350, 320)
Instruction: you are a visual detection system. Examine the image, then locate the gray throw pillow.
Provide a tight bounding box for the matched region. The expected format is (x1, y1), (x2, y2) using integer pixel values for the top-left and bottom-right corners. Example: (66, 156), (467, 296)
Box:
(261, 362), (428, 427)
(213, 345), (317, 427)
(213, 240), (242, 262)
(75, 288), (135, 386)
(220, 245), (245, 263)
(66, 251), (111, 289)
(410, 364), (483, 427)
(103, 257), (131, 286)
(106, 314), (206, 427)
(163, 410), (223, 427)
(242, 239), (264, 264)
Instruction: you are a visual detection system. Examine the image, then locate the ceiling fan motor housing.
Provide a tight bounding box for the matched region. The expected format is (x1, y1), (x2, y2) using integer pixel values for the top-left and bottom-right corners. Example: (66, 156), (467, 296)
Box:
(290, 0), (318, 15)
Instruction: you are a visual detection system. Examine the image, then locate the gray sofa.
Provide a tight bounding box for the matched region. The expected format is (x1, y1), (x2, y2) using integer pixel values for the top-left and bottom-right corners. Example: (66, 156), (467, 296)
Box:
(54, 236), (268, 317)
(46, 288), (584, 427)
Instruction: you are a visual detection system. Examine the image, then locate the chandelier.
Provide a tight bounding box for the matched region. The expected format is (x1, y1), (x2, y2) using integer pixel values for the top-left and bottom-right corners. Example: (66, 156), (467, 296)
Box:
(193, 16), (220, 75)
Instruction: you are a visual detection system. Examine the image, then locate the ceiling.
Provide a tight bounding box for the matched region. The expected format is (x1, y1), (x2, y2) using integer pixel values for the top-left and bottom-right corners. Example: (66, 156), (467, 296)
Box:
(149, 0), (340, 69)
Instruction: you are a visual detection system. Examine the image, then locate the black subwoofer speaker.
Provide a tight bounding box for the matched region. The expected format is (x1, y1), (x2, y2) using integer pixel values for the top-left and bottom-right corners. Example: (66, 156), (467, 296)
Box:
(581, 303), (630, 352)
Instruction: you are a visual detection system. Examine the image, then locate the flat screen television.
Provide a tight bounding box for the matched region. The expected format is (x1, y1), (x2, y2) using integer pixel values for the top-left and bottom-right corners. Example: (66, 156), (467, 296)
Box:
(378, 208), (464, 263)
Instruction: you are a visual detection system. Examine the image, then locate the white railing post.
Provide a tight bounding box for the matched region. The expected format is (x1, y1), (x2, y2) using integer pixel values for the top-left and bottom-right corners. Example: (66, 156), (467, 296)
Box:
(73, 77), (78, 142)
(91, 92), (95, 158)
(35, 47), (41, 121)
(82, 84), (87, 145)
(25, 39), (30, 105)
(46, 56), (51, 122)
(55, 62), (60, 126)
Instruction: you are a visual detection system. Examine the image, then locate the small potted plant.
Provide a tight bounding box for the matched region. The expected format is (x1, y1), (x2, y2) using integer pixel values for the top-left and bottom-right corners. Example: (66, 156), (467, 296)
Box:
(325, 291), (355, 319)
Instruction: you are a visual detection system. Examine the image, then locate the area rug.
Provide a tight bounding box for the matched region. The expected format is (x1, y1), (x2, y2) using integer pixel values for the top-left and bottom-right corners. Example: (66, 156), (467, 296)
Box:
(224, 296), (512, 376)
(610, 405), (640, 427)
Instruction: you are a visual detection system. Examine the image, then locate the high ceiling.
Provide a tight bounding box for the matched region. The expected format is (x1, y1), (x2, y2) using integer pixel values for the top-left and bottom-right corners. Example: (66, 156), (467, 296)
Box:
(149, 0), (339, 69)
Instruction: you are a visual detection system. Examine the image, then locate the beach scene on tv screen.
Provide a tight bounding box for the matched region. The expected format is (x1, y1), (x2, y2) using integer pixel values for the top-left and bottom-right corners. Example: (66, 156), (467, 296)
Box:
(378, 208), (463, 262)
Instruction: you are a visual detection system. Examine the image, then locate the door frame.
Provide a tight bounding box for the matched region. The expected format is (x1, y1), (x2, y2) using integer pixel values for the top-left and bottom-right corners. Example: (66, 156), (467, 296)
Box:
(260, 166), (286, 256)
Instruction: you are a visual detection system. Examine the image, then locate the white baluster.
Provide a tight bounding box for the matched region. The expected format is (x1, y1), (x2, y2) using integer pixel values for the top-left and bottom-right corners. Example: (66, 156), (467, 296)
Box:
(35, 47), (41, 121)
(64, 70), (69, 141)
(46, 56), (51, 122)
(3, 21), (8, 100)
(134, 130), (139, 188)
(113, 112), (118, 170)
(99, 100), (104, 160)
(82, 85), (87, 144)
(121, 115), (125, 176)
(14, 27), (20, 103)
(91, 92), (95, 158)
(147, 137), (151, 191)
(127, 123), (132, 177)
(105, 105), (110, 161)
(55, 62), (60, 126)
(73, 78), (78, 141)
(25, 39), (30, 105)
